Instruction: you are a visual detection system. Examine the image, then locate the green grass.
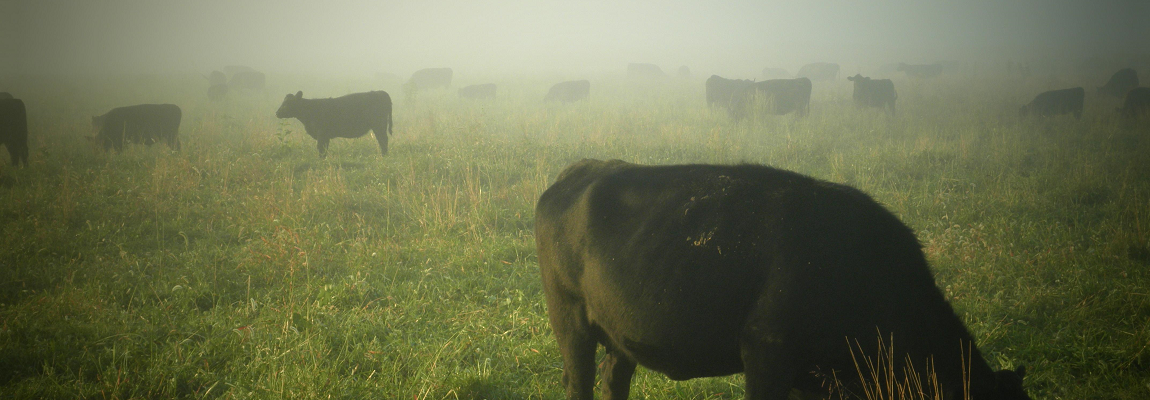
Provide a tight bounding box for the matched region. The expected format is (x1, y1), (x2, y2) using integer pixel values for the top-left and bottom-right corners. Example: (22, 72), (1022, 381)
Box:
(0, 72), (1148, 399)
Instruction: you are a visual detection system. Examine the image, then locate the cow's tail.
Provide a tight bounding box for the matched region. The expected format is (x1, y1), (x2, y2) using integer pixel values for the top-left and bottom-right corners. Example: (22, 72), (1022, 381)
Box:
(388, 105), (394, 136)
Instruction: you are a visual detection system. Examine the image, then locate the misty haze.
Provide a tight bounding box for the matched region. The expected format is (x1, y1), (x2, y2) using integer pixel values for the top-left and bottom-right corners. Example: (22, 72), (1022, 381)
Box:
(0, 0), (1148, 399)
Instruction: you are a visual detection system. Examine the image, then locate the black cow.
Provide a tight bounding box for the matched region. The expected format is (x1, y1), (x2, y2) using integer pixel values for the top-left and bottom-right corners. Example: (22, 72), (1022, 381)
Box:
(206, 70), (227, 86)
(627, 63), (665, 78)
(705, 75), (754, 108)
(1119, 87), (1150, 119)
(796, 62), (839, 82)
(536, 159), (1034, 400)
(405, 68), (453, 92)
(677, 66), (691, 78)
(753, 78), (812, 117)
(275, 91), (393, 157)
(897, 63), (944, 79)
(1098, 68), (1139, 98)
(848, 74), (897, 115)
(458, 84), (496, 100)
(208, 83), (229, 101)
(229, 70), (265, 91)
(0, 99), (28, 167)
(545, 80), (590, 103)
(0, 92), (13, 100)
(761, 67), (790, 80)
(1019, 87), (1084, 119)
(91, 104), (182, 152)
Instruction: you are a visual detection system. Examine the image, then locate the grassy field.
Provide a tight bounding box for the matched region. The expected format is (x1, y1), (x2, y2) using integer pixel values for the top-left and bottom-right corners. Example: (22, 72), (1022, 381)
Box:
(0, 71), (1148, 399)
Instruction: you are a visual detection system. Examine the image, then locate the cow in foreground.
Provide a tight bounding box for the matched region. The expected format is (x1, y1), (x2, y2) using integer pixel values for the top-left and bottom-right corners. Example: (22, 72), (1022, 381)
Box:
(458, 84), (496, 100)
(536, 159), (1034, 400)
(545, 80), (590, 103)
(897, 63), (944, 79)
(1020, 87), (1084, 119)
(848, 74), (897, 115)
(1119, 87), (1150, 119)
(0, 98), (28, 167)
(275, 91), (393, 157)
(1098, 68), (1139, 98)
(754, 78), (811, 117)
(796, 62), (839, 81)
(91, 104), (182, 152)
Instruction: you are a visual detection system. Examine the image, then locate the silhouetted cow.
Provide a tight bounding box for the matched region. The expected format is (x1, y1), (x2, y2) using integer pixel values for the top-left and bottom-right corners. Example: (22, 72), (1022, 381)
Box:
(206, 70), (227, 86)
(897, 63), (943, 79)
(754, 78), (812, 116)
(229, 71), (265, 91)
(627, 63), (665, 78)
(761, 67), (790, 80)
(91, 104), (182, 152)
(796, 62), (839, 82)
(705, 75), (753, 108)
(1020, 87), (1084, 119)
(1119, 87), (1150, 119)
(208, 83), (228, 101)
(405, 68), (453, 92)
(0, 98), (28, 167)
(536, 159), (1034, 400)
(848, 74), (897, 115)
(275, 91), (393, 157)
(458, 84), (496, 100)
(1098, 68), (1139, 98)
(545, 80), (590, 103)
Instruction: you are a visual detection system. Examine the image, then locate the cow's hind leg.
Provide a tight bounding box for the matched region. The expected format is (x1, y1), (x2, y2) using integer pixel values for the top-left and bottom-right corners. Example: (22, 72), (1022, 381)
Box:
(741, 281), (805, 400)
(545, 295), (597, 400)
(373, 130), (388, 156)
(316, 138), (330, 158)
(601, 349), (636, 400)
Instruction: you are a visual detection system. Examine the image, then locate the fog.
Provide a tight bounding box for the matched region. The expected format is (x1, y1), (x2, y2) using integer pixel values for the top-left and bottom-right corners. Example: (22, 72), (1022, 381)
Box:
(4, 0), (1148, 77)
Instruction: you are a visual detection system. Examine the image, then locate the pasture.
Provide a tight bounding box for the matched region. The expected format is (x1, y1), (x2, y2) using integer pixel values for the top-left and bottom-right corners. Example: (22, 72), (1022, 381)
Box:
(0, 71), (1147, 399)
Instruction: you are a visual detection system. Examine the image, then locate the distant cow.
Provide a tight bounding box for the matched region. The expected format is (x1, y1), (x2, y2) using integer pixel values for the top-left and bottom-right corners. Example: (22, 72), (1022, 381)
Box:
(91, 104), (182, 152)
(1119, 87), (1150, 119)
(705, 75), (753, 108)
(207, 83), (229, 101)
(754, 78), (812, 116)
(0, 99), (28, 167)
(536, 159), (1034, 400)
(677, 66), (691, 78)
(206, 70), (227, 86)
(229, 71), (265, 91)
(897, 63), (944, 79)
(627, 63), (665, 78)
(458, 84), (497, 100)
(848, 74), (897, 115)
(796, 62), (840, 81)
(0, 92), (13, 100)
(545, 80), (590, 103)
(275, 91), (393, 157)
(405, 68), (453, 92)
(1019, 87), (1084, 119)
(1098, 68), (1139, 98)
(761, 67), (790, 80)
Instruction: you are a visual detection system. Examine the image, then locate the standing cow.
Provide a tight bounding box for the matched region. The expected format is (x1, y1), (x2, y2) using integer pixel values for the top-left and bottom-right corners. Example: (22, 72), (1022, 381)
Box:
(405, 68), (453, 92)
(1119, 87), (1150, 119)
(848, 74), (897, 115)
(1019, 87), (1084, 119)
(754, 78), (812, 117)
(0, 98), (28, 167)
(536, 159), (1034, 400)
(275, 91), (393, 157)
(796, 62), (840, 82)
(458, 84), (497, 100)
(545, 80), (590, 103)
(91, 104), (182, 152)
(1098, 68), (1139, 98)
(205, 70), (227, 86)
(705, 75), (754, 112)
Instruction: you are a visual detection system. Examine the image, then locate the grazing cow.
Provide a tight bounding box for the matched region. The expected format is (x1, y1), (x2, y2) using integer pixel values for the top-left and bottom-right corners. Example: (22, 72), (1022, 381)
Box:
(0, 92), (13, 100)
(1019, 87), (1084, 119)
(405, 68), (453, 92)
(0, 99), (28, 167)
(458, 84), (497, 100)
(207, 83), (229, 101)
(897, 63), (944, 79)
(627, 63), (665, 78)
(91, 104), (182, 152)
(796, 62), (839, 82)
(536, 159), (1034, 400)
(1098, 68), (1139, 98)
(545, 80), (590, 103)
(677, 66), (691, 78)
(761, 67), (790, 80)
(206, 70), (227, 86)
(705, 75), (753, 108)
(1119, 87), (1150, 119)
(848, 74), (897, 115)
(275, 91), (393, 157)
(229, 70), (265, 91)
(754, 78), (812, 116)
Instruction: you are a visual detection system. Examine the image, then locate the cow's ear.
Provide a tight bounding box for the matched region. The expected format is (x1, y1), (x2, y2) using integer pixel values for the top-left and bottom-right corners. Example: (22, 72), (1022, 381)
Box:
(1014, 365), (1026, 380)
(296, 91), (303, 98)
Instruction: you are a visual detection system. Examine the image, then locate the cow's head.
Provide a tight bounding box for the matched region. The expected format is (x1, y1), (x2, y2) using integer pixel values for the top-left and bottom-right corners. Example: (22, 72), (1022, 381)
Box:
(847, 74), (868, 83)
(276, 91), (303, 118)
(984, 366), (1032, 400)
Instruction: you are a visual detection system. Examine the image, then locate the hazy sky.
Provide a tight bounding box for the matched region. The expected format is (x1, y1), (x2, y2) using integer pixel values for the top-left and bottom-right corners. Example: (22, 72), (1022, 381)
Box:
(3, 0), (1147, 77)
